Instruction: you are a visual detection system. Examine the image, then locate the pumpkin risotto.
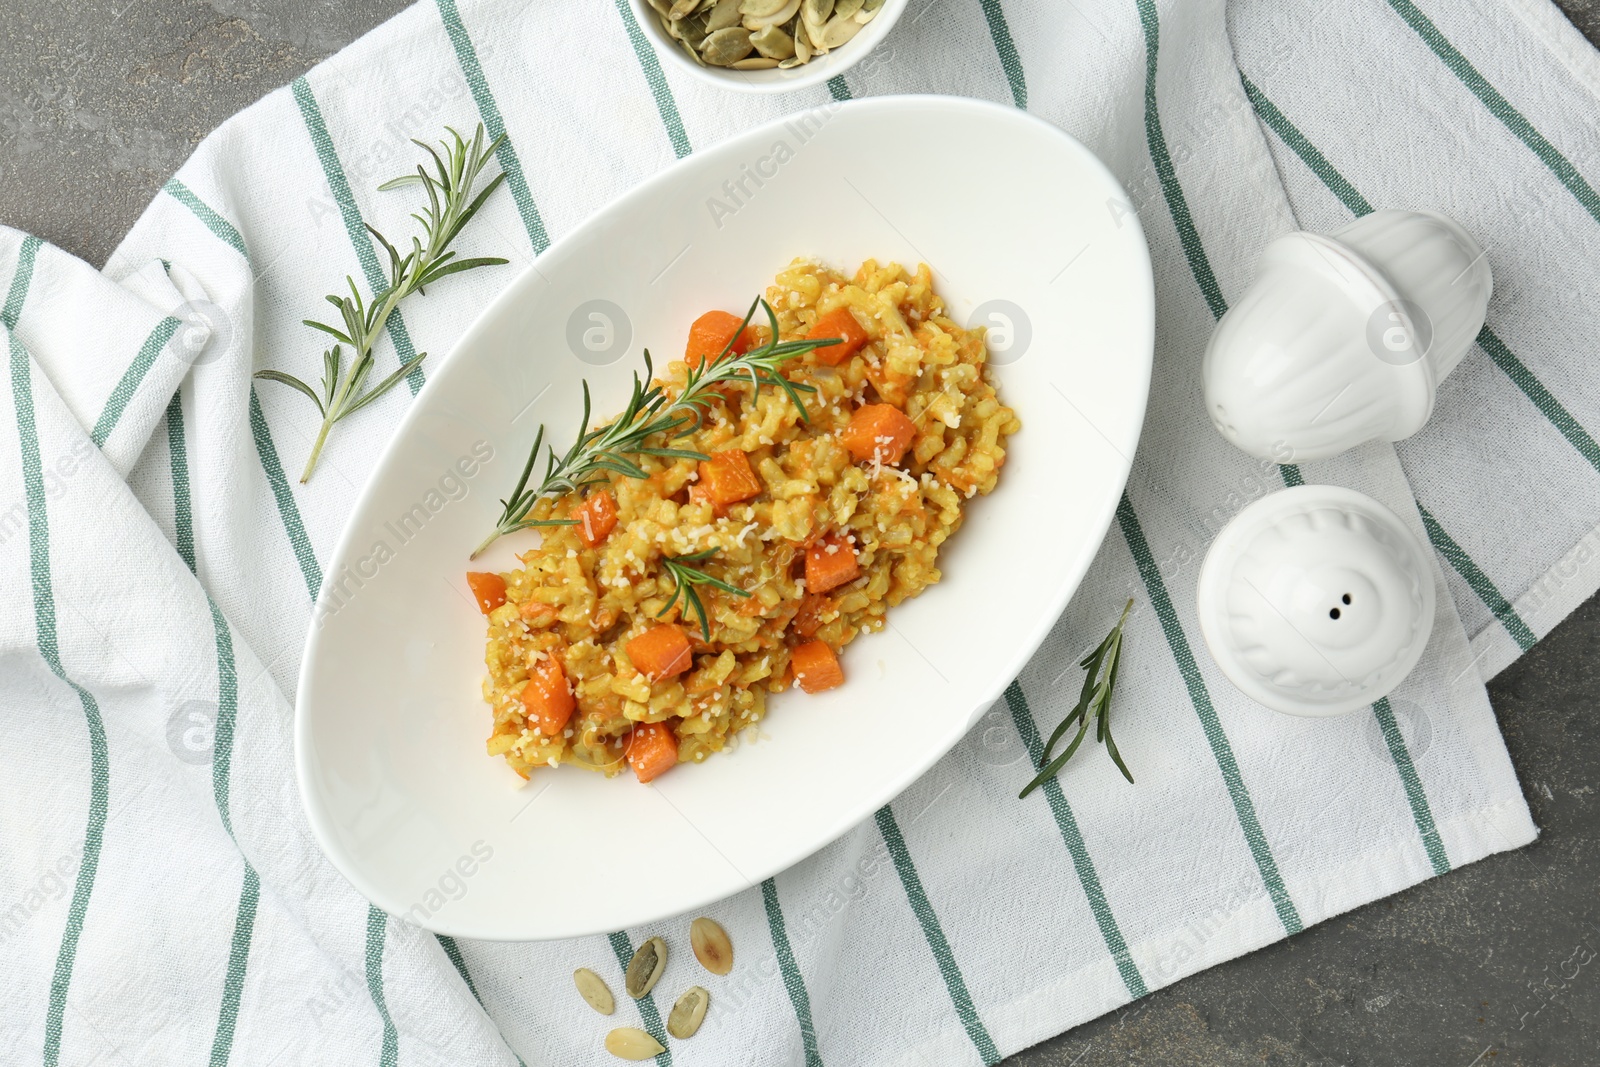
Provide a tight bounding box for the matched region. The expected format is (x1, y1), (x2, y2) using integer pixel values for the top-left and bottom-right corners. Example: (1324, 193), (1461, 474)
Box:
(468, 259), (1020, 783)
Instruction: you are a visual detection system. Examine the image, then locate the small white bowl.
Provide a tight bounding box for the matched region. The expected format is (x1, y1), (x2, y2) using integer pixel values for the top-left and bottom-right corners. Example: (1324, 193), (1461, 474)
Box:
(627, 0), (907, 95)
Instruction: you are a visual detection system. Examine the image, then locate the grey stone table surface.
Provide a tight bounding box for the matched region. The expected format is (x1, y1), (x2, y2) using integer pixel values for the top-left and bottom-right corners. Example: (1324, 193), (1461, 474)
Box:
(2, 2), (1597, 1064)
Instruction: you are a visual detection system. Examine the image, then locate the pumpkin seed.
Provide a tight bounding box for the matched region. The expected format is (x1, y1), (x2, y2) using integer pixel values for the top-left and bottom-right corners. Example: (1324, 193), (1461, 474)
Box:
(667, 986), (710, 1039)
(705, 0), (744, 33)
(750, 23), (795, 58)
(701, 26), (754, 65)
(690, 916), (734, 975)
(741, 0), (800, 30)
(818, 13), (863, 48)
(801, 0), (835, 24)
(801, 10), (829, 52)
(625, 937), (668, 998)
(573, 968), (615, 1016)
(670, 0), (861, 67)
(678, 34), (707, 64)
(605, 1028), (665, 1060)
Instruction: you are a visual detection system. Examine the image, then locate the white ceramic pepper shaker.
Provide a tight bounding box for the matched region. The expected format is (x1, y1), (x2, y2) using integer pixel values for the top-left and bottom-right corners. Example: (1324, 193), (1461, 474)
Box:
(1202, 210), (1492, 462)
(1196, 485), (1435, 716)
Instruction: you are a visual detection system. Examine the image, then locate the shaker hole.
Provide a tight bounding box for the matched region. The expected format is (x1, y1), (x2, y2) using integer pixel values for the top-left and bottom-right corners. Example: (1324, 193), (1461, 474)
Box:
(1342, 593), (1352, 604)
(1330, 608), (1341, 620)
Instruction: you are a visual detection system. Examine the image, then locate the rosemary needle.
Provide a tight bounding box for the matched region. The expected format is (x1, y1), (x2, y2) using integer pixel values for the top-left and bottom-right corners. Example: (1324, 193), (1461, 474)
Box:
(657, 549), (752, 641)
(471, 296), (838, 559)
(1019, 598), (1136, 798)
(254, 124), (509, 482)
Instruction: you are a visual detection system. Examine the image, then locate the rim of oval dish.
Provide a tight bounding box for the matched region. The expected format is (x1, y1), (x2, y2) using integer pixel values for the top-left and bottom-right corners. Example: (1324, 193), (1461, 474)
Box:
(293, 96), (1155, 939)
(1194, 484), (1436, 718)
(626, 0), (908, 95)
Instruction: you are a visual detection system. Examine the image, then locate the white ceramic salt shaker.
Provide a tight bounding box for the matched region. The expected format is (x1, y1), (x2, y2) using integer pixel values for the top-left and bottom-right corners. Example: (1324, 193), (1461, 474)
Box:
(1203, 210), (1492, 462)
(1196, 485), (1435, 716)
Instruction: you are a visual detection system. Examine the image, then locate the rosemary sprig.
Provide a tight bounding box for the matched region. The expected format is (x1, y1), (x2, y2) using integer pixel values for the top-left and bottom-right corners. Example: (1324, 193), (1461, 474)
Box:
(470, 296), (837, 558)
(657, 548), (751, 641)
(1018, 599), (1135, 798)
(255, 124), (509, 482)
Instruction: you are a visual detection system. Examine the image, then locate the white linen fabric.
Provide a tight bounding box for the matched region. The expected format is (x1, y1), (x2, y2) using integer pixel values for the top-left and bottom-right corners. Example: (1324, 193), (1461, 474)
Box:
(5, 0), (1591, 1063)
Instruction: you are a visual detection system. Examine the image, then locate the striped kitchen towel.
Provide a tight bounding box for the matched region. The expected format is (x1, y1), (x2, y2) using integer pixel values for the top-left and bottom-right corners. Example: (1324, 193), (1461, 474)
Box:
(2, 0), (1590, 1063)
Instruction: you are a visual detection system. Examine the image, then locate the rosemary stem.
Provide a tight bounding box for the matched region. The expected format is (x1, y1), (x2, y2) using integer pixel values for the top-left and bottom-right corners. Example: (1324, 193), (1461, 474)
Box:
(468, 527), (503, 561)
(300, 411), (336, 483)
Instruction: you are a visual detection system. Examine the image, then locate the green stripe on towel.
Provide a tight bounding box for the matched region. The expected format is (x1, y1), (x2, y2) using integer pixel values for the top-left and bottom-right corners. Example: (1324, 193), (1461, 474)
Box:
(979, 0), (1027, 110)
(3, 234), (40, 328)
(1239, 77), (1372, 215)
(7, 238), (114, 1067)
(437, 935), (480, 1001)
(92, 316), (182, 447)
(1419, 506), (1537, 651)
(202, 591), (259, 1067)
(827, 76), (852, 102)
(1385, 0), (1600, 227)
(1132, 0), (1225, 320)
(438, 933), (533, 1064)
(1115, 493), (1304, 934)
(1475, 327), (1600, 476)
(167, 394), (195, 567)
(1005, 680), (1148, 999)
(163, 179), (250, 259)
(1121, 9), (1306, 932)
(874, 805), (1001, 1065)
(611, 0), (693, 159)
(291, 76), (424, 395)
(157, 185), (324, 604)
(169, 394), (262, 1067)
(367, 907), (400, 1067)
(248, 387), (324, 599)
(761, 878), (824, 1067)
(1371, 697), (1451, 875)
(207, 866), (260, 1067)
(435, 0), (555, 249)
(608, 932), (673, 1065)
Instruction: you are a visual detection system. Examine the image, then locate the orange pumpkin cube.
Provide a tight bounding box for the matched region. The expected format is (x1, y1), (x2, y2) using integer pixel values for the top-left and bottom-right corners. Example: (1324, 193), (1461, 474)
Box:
(466, 571), (507, 614)
(520, 655), (575, 737)
(806, 307), (870, 366)
(791, 640), (845, 693)
(685, 310), (758, 369)
(805, 534), (860, 594)
(625, 720), (679, 783)
(626, 624), (694, 681)
(697, 449), (763, 512)
(840, 404), (917, 466)
(573, 489), (618, 547)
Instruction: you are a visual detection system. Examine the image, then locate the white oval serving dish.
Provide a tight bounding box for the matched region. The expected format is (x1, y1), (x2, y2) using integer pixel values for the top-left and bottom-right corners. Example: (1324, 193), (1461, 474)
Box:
(295, 96), (1154, 940)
